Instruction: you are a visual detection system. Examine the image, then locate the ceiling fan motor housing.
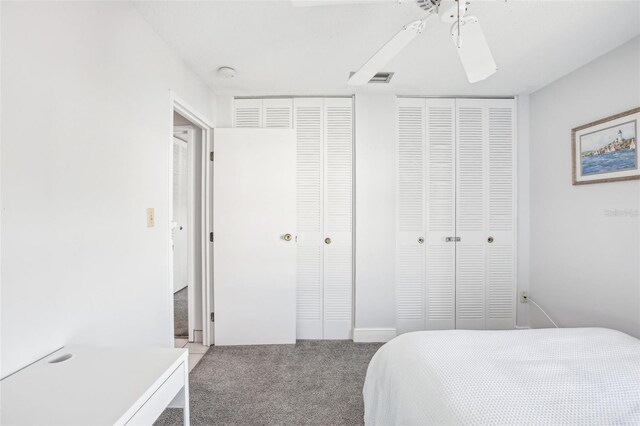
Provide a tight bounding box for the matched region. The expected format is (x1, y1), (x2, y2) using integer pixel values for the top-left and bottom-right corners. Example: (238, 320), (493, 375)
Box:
(438, 0), (469, 23)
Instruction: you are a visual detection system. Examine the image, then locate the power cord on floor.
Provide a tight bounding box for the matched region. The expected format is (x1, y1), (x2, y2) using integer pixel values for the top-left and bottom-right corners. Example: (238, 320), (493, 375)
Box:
(523, 294), (559, 328)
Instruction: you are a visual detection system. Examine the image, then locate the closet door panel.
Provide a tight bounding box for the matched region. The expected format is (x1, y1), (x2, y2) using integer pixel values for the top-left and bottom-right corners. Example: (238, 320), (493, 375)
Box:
(294, 98), (324, 339)
(264, 99), (293, 128)
(486, 245), (514, 328)
(425, 244), (455, 328)
(396, 97), (516, 333)
(234, 98), (262, 128)
(396, 98), (426, 333)
(236, 97), (357, 339)
(323, 98), (353, 339)
(455, 244), (485, 329)
(455, 100), (486, 329)
(425, 99), (456, 330)
(485, 101), (516, 329)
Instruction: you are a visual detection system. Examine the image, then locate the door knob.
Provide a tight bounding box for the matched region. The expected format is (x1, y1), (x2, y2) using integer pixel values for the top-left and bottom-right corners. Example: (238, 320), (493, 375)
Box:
(284, 233), (292, 241)
(324, 237), (332, 245)
(487, 236), (494, 243)
(418, 237), (424, 244)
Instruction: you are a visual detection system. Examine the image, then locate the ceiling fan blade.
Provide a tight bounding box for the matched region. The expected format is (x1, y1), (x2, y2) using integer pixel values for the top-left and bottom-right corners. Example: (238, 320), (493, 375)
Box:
(292, 0), (398, 7)
(451, 16), (497, 83)
(348, 19), (427, 86)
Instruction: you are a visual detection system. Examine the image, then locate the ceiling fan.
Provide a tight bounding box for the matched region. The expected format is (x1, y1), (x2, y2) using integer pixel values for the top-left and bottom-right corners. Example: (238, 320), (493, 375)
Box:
(294, 0), (498, 85)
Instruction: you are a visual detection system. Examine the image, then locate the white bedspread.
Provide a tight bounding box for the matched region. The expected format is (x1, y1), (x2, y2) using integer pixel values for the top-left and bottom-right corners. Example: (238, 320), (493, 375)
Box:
(363, 328), (640, 425)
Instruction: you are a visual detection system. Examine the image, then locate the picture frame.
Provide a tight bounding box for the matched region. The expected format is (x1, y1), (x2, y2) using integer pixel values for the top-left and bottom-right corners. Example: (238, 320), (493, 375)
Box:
(572, 107), (640, 185)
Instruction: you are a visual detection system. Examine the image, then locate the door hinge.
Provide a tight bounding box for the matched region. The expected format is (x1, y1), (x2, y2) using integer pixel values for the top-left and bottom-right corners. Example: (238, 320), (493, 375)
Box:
(445, 237), (461, 242)
(209, 232), (214, 242)
(210, 152), (214, 161)
(210, 312), (215, 322)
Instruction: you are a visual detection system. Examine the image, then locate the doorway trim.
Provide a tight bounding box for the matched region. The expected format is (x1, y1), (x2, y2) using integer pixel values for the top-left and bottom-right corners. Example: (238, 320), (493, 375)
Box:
(169, 91), (214, 347)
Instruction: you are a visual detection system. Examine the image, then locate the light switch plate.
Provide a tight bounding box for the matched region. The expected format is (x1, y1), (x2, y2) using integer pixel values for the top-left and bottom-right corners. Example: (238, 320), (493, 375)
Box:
(147, 208), (155, 227)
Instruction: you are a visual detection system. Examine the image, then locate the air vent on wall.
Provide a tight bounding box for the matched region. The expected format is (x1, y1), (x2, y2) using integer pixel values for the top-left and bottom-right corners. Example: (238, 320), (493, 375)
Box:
(349, 71), (394, 84)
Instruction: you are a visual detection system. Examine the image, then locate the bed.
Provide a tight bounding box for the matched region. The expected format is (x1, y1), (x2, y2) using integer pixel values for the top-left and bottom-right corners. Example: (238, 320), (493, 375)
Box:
(363, 328), (640, 425)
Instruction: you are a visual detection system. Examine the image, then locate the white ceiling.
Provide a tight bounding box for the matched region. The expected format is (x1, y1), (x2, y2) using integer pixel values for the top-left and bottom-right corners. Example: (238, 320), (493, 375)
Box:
(134, 0), (640, 96)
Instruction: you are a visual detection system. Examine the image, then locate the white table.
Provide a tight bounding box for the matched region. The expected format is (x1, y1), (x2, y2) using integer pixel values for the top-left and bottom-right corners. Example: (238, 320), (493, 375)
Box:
(1, 346), (190, 425)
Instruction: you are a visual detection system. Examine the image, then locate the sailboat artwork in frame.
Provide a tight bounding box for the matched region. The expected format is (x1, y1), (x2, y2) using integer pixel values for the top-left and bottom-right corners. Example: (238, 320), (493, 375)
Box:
(572, 107), (640, 185)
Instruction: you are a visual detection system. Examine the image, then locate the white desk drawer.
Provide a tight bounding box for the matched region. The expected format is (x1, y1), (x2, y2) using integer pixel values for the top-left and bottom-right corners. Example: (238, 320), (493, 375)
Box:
(125, 361), (186, 425)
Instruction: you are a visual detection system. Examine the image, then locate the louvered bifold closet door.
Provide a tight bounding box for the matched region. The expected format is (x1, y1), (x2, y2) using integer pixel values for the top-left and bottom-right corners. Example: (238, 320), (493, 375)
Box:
(294, 98), (324, 339)
(485, 100), (516, 329)
(424, 99), (456, 330)
(323, 98), (353, 339)
(454, 99), (516, 330)
(455, 99), (487, 329)
(263, 99), (293, 128)
(396, 98), (426, 334)
(234, 98), (262, 128)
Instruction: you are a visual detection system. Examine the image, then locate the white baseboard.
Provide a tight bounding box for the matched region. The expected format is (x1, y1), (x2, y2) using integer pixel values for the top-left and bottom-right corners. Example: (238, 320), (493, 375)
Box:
(353, 328), (396, 343)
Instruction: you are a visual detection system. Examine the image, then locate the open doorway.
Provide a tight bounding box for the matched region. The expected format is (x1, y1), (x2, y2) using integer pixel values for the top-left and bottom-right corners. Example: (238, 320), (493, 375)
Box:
(169, 93), (214, 353)
(171, 109), (207, 350)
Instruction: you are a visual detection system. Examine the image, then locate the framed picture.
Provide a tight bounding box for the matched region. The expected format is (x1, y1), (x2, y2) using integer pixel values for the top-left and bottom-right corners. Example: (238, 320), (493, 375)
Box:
(572, 107), (640, 185)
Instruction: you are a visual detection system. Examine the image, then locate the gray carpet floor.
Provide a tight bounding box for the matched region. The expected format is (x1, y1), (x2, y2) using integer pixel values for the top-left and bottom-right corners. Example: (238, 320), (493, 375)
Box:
(174, 287), (188, 337)
(155, 340), (383, 426)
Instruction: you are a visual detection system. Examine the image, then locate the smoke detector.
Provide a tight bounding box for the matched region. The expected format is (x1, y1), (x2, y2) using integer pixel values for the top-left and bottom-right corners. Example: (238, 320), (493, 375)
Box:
(217, 67), (236, 78)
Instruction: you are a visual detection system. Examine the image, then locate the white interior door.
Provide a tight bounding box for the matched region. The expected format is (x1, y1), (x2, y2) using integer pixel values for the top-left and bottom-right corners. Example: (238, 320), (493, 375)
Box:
(396, 98), (426, 334)
(322, 98), (353, 339)
(294, 98), (324, 339)
(172, 137), (189, 293)
(455, 99), (516, 330)
(485, 100), (516, 329)
(425, 99), (456, 330)
(455, 100), (487, 330)
(213, 128), (297, 345)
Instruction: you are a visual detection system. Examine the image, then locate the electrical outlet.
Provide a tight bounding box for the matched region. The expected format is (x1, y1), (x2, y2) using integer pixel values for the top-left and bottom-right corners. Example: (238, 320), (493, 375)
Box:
(520, 291), (528, 304)
(147, 208), (155, 227)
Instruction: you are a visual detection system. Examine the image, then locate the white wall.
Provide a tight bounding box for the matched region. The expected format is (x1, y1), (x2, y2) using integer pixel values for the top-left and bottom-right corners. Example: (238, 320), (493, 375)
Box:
(354, 95), (397, 338)
(215, 95), (234, 128)
(1, 1), (215, 377)
(529, 36), (640, 336)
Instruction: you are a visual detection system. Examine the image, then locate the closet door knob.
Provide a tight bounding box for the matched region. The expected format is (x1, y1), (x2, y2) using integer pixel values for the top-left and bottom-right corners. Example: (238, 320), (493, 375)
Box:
(487, 236), (494, 243)
(324, 237), (332, 245)
(418, 237), (425, 244)
(284, 233), (292, 241)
